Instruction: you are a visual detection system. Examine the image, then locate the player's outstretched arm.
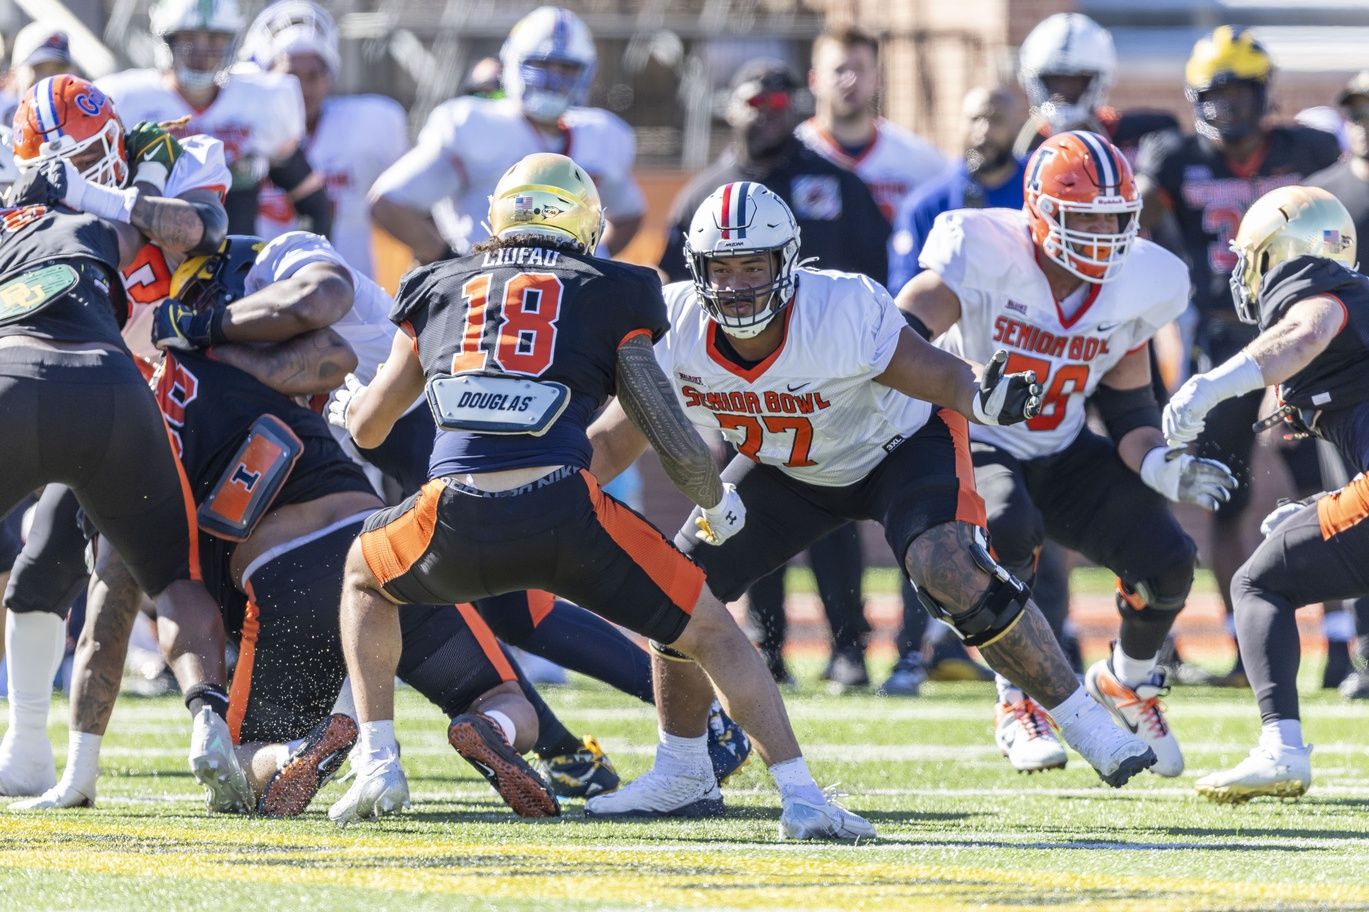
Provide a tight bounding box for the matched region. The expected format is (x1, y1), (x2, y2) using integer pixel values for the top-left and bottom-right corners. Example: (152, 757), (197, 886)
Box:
(613, 334), (721, 509)
(587, 398), (650, 484)
(893, 268), (963, 340)
(212, 327), (358, 396)
(217, 262), (356, 343)
(338, 329), (427, 449)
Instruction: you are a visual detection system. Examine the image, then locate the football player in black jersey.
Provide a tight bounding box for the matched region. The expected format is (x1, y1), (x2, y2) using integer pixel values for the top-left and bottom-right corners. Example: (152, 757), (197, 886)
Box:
(1163, 187), (1369, 802)
(1138, 27), (1342, 685)
(329, 152), (874, 840)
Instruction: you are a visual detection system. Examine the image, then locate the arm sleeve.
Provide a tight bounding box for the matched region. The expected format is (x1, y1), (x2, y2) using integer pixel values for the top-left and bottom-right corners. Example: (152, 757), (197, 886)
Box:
(267, 148), (333, 237)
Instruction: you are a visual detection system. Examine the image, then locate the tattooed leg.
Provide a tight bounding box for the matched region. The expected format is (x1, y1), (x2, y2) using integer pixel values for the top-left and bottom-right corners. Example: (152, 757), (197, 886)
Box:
(904, 521), (1079, 707)
(71, 545), (143, 736)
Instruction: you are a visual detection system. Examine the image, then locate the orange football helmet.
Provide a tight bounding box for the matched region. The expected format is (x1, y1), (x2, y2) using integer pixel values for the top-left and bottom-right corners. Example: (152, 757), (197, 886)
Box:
(11, 75), (128, 188)
(1023, 130), (1140, 283)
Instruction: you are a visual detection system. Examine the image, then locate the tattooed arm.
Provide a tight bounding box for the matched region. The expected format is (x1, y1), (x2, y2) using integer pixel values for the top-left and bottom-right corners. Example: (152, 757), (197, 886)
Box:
(212, 327), (358, 395)
(129, 187), (229, 257)
(218, 262), (356, 343)
(614, 334), (722, 508)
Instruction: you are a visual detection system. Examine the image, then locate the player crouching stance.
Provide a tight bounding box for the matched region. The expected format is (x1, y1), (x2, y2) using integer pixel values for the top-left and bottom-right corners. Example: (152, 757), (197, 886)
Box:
(1167, 187), (1366, 802)
(328, 153), (865, 840)
(584, 179), (1155, 828)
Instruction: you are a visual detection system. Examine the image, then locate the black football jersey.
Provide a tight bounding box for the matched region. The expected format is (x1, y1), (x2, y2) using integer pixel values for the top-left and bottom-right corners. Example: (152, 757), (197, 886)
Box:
(1138, 126), (1341, 316)
(1016, 107), (1179, 167)
(392, 244), (669, 476)
(0, 204), (127, 345)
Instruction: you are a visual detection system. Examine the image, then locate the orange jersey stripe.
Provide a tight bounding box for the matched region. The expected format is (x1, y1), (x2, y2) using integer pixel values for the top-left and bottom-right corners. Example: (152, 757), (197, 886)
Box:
(526, 590), (556, 627)
(360, 479), (444, 587)
(226, 588), (261, 745)
(160, 415), (203, 582)
(1319, 474), (1369, 541)
(938, 408), (987, 529)
(580, 470), (705, 616)
(455, 602), (517, 683)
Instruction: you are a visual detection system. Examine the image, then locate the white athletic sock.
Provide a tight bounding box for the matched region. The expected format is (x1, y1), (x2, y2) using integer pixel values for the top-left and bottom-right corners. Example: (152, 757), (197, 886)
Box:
(1111, 643), (1157, 688)
(1260, 720), (1305, 752)
(656, 728), (709, 774)
(4, 610), (65, 736)
(483, 709), (517, 747)
(61, 731), (102, 791)
(1045, 686), (1094, 728)
(356, 720), (398, 769)
(995, 674), (1023, 705)
(331, 677), (357, 720)
(769, 756), (824, 805)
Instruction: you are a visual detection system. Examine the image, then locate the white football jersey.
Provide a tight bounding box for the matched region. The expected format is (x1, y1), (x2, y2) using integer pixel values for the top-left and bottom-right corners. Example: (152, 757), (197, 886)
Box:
(370, 96), (644, 253)
(257, 95), (409, 278)
(919, 208), (1189, 460)
(121, 133), (233, 359)
(97, 67), (304, 179)
(657, 268), (931, 487)
(795, 117), (948, 222)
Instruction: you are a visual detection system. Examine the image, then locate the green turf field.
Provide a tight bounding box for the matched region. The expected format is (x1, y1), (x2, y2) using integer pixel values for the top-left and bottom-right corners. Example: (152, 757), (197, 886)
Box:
(2, 660), (1367, 912)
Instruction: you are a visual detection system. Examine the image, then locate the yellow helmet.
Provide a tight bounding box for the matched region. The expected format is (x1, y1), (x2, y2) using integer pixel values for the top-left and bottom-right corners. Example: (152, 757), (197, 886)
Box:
(169, 235), (265, 312)
(487, 152), (605, 253)
(1229, 186), (1357, 325)
(1184, 26), (1273, 143)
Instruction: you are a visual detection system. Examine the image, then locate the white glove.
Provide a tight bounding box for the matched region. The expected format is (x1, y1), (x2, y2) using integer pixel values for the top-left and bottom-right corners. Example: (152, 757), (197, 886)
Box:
(44, 158), (138, 223)
(1140, 446), (1239, 511)
(1260, 494), (1327, 537)
(1163, 353), (1265, 446)
(327, 373), (365, 433)
(695, 483), (745, 545)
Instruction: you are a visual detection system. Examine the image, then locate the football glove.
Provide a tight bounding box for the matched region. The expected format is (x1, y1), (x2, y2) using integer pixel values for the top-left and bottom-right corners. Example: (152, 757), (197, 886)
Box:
(1139, 446), (1239, 511)
(695, 483), (745, 546)
(972, 350), (1042, 426)
(1162, 375), (1219, 446)
(151, 299), (227, 351)
(125, 120), (185, 193)
(1260, 494), (1328, 537)
(16, 158), (139, 223)
(327, 373), (366, 433)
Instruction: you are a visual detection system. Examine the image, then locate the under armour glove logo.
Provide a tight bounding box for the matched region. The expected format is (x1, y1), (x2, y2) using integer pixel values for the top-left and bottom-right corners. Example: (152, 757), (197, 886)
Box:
(971, 350), (1042, 426)
(696, 483), (746, 546)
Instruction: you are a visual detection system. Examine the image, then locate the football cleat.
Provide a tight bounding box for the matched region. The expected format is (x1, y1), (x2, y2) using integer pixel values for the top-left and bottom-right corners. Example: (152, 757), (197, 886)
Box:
(327, 757), (410, 825)
(995, 698), (1068, 773)
(707, 702), (751, 785)
(779, 794), (876, 842)
(188, 706), (254, 814)
(448, 713), (559, 818)
(1322, 642), (1354, 689)
(0, 728), (56, 797)
(7, 777), (95, 811)
(927, 637), (994, 682)
(1339, 670), (1369, 701)
(877, 654), (928, 697)
(1055, 702), (1157, 787)
(1195, 744), (1312, 804)
(538, 735), (620, 799)
(584, 763), (723, 819)
(1085, 659), (1184, 777)
(257, 713), (358, 817)
(821, 647), (870, 690)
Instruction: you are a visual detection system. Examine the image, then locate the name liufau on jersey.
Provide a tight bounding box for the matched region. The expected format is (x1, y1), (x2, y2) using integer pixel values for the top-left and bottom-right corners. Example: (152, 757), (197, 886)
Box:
(921, 207), (1188, 459)
(658, 268), (931, 486)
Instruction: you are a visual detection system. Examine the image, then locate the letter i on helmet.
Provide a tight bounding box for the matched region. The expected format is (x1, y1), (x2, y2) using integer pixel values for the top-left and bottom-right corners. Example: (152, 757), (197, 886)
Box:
(1023, 130), (1140, 284)
(12, 75), (128, 187)
(1184, 26), (1273, 144)
(151, 0), (246, 92)
(500, 6), (598, 123)
(685, 181), (802, 339)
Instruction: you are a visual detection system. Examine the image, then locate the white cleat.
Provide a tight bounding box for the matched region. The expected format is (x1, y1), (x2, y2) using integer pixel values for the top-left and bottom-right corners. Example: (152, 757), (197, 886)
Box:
(585, 763), (722, 819)
(779, 795), (876, 842)
(995, 698), (1068, 773)
(7, 777), (95, 811)
(187, 707), (254, 814)
(1195, 744), (1312, 804)
(0, 728), (56, 797)
(1085, 659), (1184, 777)
(328, 758), (410, 825)
(1055, 702), (1157, 787)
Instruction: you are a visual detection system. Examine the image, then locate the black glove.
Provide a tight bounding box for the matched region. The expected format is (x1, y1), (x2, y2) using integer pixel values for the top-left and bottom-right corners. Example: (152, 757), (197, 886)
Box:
(7, 159), (69, 208)
(151, 299), (228, 351)
(972, 350), (1042, 426)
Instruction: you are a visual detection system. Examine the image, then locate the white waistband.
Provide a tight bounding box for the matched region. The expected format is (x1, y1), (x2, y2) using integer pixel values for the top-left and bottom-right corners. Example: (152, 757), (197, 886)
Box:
(240, 510), (375, 589)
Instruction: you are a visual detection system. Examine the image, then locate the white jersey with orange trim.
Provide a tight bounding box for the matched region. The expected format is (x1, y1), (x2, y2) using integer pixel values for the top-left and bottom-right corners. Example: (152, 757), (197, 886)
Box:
(369, 96), (644, 254)
(97, 67), (304, 182)
(919, 207), (1189, 461)
(257, 94), (409, 278)
(121, 133), (232, 359)
(795, 117), (948, 222)
(657, 268), (931, 487)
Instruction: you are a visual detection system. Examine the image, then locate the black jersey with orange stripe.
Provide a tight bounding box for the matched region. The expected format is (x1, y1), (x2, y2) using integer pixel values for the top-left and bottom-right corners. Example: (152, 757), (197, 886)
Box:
(392, 242), (668, 476)
(1137, 126), (1340, 316)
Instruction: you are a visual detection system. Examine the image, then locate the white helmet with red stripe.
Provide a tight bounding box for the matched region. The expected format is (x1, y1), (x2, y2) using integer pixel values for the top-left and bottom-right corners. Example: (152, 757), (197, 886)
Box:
(684, 181), (801, 338)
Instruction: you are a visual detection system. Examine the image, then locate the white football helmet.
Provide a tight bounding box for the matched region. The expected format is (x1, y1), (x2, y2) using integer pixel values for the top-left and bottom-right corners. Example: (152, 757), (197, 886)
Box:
(1018, 13), (1117, 133)
(151, 0), (245, 91)
(500, 7), (597, 123)
(684, 181), (801, 339)
(240, 0), (340, 74)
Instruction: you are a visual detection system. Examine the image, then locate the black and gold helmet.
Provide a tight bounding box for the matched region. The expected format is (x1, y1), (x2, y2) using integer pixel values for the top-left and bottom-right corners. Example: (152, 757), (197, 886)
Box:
(1184, 26), (1273, 144)
(170, 235), (266, 312)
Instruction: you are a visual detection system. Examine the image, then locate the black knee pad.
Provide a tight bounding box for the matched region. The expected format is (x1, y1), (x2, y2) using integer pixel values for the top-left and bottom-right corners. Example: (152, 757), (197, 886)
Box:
(1116, 553), (1196, 620)
(983, 509), (1044, 576)
(910, 531), (1031, 648)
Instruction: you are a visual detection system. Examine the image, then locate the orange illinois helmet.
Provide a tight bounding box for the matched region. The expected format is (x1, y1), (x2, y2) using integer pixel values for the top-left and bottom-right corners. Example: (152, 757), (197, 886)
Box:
(1023, 130), (1140, 284)
(11, 75), (128, 188)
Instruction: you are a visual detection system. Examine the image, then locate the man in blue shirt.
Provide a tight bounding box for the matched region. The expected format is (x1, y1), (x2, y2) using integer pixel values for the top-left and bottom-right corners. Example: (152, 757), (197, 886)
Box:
(887, 86), (1027, 292)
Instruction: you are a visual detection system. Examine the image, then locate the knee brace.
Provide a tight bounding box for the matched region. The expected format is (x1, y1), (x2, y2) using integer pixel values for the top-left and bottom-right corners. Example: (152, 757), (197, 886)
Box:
(911, 534), (1032, 648)
(649, 640), (696, 663)
(1115, 568), (1192, 619)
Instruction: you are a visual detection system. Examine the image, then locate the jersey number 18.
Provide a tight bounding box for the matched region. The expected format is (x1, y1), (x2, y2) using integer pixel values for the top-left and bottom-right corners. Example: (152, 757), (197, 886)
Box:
(454, 272), (564, 377)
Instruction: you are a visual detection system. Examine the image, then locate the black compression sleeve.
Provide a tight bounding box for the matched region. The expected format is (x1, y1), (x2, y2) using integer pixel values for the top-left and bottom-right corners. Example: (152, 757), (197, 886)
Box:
(1093, 382), (1162, 442)
(902, 310), (934, 340)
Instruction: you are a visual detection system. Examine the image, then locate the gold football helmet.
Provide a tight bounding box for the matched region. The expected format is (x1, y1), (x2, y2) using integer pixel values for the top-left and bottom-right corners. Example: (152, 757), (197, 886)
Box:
(487, 152), (605, 253)
(1229, 185), (1357, 324)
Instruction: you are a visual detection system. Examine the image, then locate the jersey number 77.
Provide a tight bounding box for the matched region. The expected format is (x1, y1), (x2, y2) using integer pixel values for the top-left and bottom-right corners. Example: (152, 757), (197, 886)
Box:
(453, 272), (565, 377)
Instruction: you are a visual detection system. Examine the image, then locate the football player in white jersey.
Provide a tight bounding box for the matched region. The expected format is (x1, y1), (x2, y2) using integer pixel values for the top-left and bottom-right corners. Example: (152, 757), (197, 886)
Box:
(901, 131), (1238, 777)
(241, 1), (408, 279)
(584, 181), (1158, 824)
(368, 6), (645, 262)
(795, 26), (947, 223)
(97, 0), (332, 239)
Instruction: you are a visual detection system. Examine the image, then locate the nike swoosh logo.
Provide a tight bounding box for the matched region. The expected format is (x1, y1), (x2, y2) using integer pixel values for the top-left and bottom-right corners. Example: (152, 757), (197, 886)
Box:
(786, 383), (810, 392)
(1097, 322), (1121, 332)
